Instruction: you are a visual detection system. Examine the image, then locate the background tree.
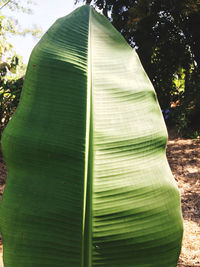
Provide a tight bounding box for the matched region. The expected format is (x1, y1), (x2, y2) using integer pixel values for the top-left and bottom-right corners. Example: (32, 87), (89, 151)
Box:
(0, 0), (42, 135)
(78, 0), (200, 136)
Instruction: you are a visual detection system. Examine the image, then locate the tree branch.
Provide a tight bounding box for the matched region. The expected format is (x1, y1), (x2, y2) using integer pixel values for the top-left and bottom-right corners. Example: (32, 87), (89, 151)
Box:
(0, 0), (12, 11)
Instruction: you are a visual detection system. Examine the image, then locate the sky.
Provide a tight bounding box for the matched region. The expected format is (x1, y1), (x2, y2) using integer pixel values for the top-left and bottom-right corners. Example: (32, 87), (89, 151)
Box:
(3, 0), (84, 63)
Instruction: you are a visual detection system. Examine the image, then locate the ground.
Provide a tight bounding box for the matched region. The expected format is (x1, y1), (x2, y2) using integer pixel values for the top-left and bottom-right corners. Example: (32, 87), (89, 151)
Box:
(167, 138), (200, 267)
(0, 137), (199, 267)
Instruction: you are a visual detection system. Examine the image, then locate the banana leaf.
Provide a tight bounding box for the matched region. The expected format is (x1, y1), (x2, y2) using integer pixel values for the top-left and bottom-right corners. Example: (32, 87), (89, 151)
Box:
(0, 5), (183, 267)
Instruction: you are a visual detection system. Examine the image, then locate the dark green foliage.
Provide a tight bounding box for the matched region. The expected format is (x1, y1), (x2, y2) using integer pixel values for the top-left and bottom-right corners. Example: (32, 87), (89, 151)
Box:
(0, 58), (23, 135)
(169, 67), (200, 136)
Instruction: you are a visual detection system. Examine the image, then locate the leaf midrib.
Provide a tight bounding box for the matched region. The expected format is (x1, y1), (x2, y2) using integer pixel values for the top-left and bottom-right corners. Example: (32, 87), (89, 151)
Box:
(82, 6), (93, 267)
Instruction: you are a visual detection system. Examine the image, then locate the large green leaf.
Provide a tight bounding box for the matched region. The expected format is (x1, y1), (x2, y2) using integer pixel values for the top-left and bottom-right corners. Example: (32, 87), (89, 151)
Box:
(0, 5), (183, 267)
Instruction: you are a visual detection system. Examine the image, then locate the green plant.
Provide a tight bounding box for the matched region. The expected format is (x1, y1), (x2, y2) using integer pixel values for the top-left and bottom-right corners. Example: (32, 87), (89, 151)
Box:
(0, 79), (23, 133)
(165, 65), (200, 138)
(0, 6), (183, 266)
(0, 56), (24, 135)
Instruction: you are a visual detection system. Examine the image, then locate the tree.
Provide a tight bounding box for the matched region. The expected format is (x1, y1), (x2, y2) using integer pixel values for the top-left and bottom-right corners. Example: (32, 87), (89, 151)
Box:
(0, 0), (42, 135)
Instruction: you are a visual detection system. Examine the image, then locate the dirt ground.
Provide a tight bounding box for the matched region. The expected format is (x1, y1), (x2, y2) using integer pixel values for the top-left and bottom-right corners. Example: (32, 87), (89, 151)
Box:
(167, 137), (200, 267)
(0, 137), (199, 267)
